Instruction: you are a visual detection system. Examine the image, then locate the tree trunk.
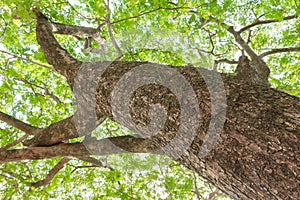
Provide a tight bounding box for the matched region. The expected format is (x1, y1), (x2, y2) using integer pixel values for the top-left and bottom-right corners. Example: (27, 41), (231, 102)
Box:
(82, 61), (300, 199)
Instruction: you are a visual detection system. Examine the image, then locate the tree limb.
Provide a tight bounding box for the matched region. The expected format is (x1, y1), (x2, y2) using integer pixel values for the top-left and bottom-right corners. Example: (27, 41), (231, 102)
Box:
(22, 116), (78, 147)
(238, 15), (297, 33)
(260, 46), (300, 57)
(0, 135), (161, 163)
(31, 157), (71, 188)
(50, 21), (100, 37)
(50, 21), (108, 54)
(33, 8), (82, 84)
(0, 111), (40, 134)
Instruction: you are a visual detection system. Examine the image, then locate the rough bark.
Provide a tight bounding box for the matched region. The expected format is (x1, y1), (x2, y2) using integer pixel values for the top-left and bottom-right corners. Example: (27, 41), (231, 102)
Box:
(81, 60), (300, 199)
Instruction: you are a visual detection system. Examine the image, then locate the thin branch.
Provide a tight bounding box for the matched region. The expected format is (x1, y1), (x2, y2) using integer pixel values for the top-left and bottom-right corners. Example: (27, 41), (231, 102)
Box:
(0, 134), (29, 152)
(238, 15), (297, 33)
(32, 157), (71, 188)
(227, 26), (259, 60)
(0, 111), (40, 134)
(208, 16), (271, 84)
(0, 50), (52, 69)
(260, 46), (300, 58)
(246, 30), (252, 44)
(51, 21), (107, 54)
(105, 2), (123, 59)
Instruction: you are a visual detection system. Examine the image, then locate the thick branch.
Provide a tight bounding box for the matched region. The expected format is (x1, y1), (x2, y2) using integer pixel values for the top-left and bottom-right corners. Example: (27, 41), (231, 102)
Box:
(239, 15), (297, 33)
(0, 135), (159, 163)
(51, 22), (107, 54)
(227, 26), (259, 60)
(33, 9), (82, 83)
(32, 157), (71, 188)
(23, 116), (78, 147)
(0, 111), (40, 134)
(260, 46), (300, 57)
(50, 22), (100, 37)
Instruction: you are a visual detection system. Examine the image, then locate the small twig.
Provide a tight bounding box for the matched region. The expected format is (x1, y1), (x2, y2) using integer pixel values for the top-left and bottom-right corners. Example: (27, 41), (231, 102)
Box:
(0, 50), (53, 69)
(207, 188), (220, 200)
(204, 28), (217, 55)
(111, 184), (138, 200)
(295, 0), (300, 9)
(0, 134), (29, 152)
(246, 30), (252, 44)
(260, 46), (300, 58)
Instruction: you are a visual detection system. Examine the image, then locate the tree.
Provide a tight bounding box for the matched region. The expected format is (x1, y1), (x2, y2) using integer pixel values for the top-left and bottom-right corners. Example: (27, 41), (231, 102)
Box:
(0, 0), (299, 199)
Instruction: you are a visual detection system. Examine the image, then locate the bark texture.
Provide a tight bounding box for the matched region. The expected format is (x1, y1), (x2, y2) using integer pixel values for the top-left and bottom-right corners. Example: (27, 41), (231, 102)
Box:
(87, 61), (300, 199)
